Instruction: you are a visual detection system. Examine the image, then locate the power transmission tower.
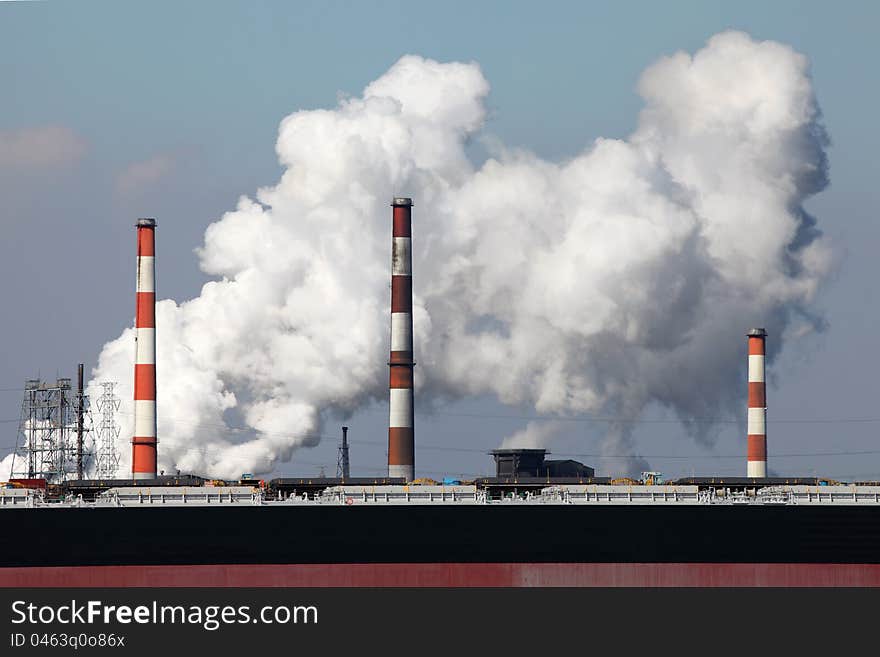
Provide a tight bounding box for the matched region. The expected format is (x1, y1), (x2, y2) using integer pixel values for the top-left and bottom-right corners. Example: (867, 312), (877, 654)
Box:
(10, 377), (89, 483)
(94, 382), (121, 478)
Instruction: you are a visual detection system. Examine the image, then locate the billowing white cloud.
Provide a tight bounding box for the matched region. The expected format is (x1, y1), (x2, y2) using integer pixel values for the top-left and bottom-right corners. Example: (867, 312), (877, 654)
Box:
(0, 124), (87, 170)
(115, 153), (176, 196)
(0, 454), (14, 481)
(91, 32), (832, 478)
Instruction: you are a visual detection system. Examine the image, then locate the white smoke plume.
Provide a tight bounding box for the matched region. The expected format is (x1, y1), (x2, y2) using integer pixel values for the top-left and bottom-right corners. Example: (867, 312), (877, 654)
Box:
(90, 31), (832, 478)
(500, 422), (564, 451)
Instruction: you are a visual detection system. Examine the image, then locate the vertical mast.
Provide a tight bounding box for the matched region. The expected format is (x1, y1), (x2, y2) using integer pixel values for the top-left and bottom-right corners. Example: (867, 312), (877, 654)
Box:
(76, 363), (84, 480)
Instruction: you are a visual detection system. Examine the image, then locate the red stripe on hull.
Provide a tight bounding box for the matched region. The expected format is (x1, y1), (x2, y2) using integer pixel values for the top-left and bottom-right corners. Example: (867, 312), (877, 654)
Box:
(3, 563), (880, 587)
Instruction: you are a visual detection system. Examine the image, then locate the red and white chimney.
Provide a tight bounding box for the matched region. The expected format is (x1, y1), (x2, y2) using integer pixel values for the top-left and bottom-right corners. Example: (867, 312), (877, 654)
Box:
(132, 218), (157, 480)
(388, 198), (415, 482)
(747, 328), (767, 478)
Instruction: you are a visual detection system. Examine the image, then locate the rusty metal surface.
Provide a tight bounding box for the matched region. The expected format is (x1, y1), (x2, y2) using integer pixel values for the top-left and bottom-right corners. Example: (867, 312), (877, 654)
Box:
(4, 563), (880, 587)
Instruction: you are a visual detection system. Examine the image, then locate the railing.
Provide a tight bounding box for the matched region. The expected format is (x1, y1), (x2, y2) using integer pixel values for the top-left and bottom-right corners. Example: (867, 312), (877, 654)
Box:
(317, 485), (485, 505)
(6, 483), (880, 509)
(95, 486), (263, 506)
(539, 485), (701, 504)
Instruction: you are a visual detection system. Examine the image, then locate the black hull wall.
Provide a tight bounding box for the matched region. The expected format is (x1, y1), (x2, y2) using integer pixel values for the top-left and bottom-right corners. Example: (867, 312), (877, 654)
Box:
(3, 504), (880, 568)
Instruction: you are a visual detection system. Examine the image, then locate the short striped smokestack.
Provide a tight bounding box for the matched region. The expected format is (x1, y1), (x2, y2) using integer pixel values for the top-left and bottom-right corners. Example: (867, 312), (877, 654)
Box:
(388, 197), (415, 482)
(132, 218), (157, 480)
(747, 328), (767, 478)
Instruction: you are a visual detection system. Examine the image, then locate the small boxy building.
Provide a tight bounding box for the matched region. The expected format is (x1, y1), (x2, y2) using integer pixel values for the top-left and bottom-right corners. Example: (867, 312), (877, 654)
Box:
(490, 449), (594, 479)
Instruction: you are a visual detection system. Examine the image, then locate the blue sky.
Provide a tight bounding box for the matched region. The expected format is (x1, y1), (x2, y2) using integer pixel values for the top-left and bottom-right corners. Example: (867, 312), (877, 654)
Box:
(1, 1), (878, 480)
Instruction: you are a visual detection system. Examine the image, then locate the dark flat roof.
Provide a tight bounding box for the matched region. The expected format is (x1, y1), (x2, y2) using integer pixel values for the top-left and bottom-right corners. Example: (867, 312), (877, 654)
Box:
(268, 477), (406, 487)
(475, 477), (612, 485)
(63, 475), (205, 489)
(489, 448), (547, 455)
(668, 477), (831, 486)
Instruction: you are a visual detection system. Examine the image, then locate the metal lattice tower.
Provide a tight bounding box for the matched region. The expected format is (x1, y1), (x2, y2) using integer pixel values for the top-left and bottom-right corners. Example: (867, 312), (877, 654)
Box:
(336, 426), (350, 479)
(10, 377), (91, 483)
(94, 382), (121, 478)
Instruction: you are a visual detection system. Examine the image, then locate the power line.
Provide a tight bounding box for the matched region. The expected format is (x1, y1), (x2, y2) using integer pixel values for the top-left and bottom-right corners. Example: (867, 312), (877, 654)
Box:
(4, 385), (880, 425)
(10, 433), (871, 463)
(551, 450), (880, 460)
(60, 412), (880, 462)
(5, 410), (880, 462)
(106, 409), (880, 447)
(5, 408), (880, 475)
(422, 410), (880, 425)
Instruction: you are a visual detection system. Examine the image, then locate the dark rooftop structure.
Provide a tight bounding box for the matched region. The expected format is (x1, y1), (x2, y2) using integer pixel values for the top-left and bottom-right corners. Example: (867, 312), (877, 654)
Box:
(490, 448), (594, 479)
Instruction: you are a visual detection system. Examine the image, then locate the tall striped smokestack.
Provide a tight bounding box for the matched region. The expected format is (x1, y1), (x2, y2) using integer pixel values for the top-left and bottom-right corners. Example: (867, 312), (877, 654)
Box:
(132, 217), (157, 480)
(747, 328), (767, 478)
(388, 197), (415, 482)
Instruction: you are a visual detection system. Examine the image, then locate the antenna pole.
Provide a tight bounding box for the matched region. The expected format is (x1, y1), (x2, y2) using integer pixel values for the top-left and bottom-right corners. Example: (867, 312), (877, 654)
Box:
(76, 363), (84, 480)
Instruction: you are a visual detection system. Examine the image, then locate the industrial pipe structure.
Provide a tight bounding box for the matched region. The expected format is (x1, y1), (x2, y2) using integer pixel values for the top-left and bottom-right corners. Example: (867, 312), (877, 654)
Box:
(76, 363), (84, 480)
(132, 218), (157, 480)
(388, 198), (415, 482)
(747, 328), (767, 478)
